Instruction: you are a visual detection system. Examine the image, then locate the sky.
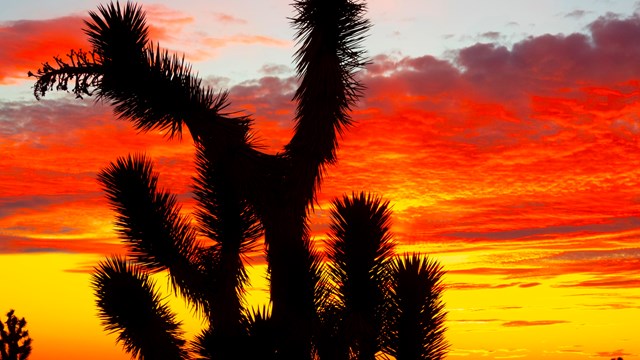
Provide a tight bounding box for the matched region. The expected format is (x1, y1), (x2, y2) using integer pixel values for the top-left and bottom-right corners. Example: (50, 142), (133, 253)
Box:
(1, 0), (639, 359)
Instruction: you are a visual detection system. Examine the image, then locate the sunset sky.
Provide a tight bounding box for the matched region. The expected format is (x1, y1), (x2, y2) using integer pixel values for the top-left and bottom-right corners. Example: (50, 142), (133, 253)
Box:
(1, 0), (639, 359)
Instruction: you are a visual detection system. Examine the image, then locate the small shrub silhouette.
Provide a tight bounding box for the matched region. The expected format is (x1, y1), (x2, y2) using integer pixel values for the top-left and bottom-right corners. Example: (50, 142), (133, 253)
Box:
(0, 309), (32, 360)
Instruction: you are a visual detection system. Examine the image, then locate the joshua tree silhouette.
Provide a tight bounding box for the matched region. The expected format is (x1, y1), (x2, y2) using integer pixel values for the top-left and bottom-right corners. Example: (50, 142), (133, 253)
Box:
(30, 1), (448, 359)
(0, 310), (32, 360)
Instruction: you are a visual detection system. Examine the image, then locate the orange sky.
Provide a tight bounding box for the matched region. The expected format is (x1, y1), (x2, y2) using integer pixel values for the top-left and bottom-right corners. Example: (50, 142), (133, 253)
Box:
(1, 2), (639, 359)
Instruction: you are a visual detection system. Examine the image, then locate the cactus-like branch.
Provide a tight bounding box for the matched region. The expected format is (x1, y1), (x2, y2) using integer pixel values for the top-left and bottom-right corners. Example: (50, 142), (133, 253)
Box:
(191, 145), (262, 354)
(384, 255), (448, 360)
(325, 192), (396, 359)
(97, 154), (209, 311)
(287, 0), (370, 198)
(92, 257), (189, 360)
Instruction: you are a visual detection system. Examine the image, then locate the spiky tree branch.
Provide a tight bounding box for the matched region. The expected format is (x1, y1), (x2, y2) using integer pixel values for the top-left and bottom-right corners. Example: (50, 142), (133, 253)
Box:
(29, 49), (102, 100)
(326, 193), (395, 360)
(257, 3), (370, 357)
(91, 257), (188, 360)
(97, 154), (209, 312)
(190, 146), (262, 359)
(384, 255), (448, 360)
(288, 0), (370, 174)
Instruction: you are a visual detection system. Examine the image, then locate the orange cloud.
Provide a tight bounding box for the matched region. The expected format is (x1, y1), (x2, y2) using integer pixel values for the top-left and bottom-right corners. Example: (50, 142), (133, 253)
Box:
(202, 34), (290, 49)
(1, 235), (124, 255)
(447, 281), (541, 290)
(0, 16), (88, 84)
(595, 349), (632, 358)
(142, 4), (195, 44)
(502, 320), (569, 327)
(556, 276), (640, 289)
(212, 12), (247, 25)
(0, 5), (196, 83)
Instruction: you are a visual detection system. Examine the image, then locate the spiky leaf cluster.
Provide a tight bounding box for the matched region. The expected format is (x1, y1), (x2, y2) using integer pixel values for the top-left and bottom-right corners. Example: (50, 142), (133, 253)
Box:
(29, 49), (101, 100)
(385, 255), (449, 360)
(322, 194), (449, 360)
(92, 257), (188, 360)
(325, 193), (395, 359)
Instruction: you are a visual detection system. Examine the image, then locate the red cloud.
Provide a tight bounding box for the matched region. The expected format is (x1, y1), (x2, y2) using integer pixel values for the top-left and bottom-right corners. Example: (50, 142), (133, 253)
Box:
(447, 281), (541, 290)
(0, 235), (124, 255)
(0, 16), (88, 84)
(502, 320), (569, 327)
(448, 282), (522, 290)
(595, 349), (632, 358)
(0, 5), (194, 84)
(447, 253), (640, 281)
(518, 282), (541, 288)
(556, 277), (640, 289)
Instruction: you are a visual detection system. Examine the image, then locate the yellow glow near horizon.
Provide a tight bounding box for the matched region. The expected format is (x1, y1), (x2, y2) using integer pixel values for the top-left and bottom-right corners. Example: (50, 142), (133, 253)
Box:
(0, 253), (276, 360)
(2, 252), (638, 360)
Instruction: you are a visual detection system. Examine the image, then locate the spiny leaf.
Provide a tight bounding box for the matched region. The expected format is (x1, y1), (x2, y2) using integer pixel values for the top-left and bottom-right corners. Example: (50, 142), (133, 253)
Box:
(91, 256), (188, 359)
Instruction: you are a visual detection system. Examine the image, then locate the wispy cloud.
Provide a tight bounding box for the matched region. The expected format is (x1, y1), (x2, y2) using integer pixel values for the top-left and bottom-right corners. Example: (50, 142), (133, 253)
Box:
(502, 320), (569, 327)
(448, 281), (541, 290)
(0, 234), (124, 255)
(595, 349), (632, 358)
(202, 34), (290, 49)
(443, 217), (640, 241)
(556, 276), (640, 289)
(564, 10), (590, 19)
(212, 12), (247, 25)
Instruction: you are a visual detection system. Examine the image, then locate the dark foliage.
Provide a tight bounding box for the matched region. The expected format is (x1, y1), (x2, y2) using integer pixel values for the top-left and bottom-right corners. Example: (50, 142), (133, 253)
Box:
(92, 257), (188, 360)
(326, 193), (395, 359)
(96, 154), (209, 311)
(0, 310), (32, 360)
(31, 1), (448, 359)
(385, 255), (449, 360)
(288, 0), (370, 167)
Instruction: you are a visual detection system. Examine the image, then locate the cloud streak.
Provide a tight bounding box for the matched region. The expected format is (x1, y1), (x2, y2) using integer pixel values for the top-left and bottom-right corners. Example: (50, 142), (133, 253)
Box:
(502, 320), (569, 327)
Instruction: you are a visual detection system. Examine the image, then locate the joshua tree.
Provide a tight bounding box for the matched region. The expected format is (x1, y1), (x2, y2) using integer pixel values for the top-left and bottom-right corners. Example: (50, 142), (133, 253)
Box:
(0, 310), (32, 360)
(30, 1), (448, 359)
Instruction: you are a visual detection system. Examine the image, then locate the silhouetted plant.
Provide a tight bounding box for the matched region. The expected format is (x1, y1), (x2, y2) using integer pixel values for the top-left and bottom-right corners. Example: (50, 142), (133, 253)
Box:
(325, 193), (395, 360)
(385, 255), (447, 359)
(30, 1), (448, 359)
(0, 310), (32, 360)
